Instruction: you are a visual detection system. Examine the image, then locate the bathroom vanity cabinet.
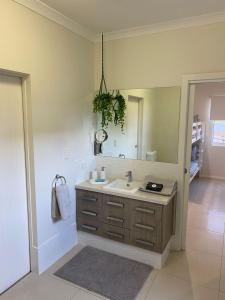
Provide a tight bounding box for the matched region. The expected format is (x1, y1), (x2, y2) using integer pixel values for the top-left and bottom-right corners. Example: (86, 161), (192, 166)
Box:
(76, 185), (176, 254)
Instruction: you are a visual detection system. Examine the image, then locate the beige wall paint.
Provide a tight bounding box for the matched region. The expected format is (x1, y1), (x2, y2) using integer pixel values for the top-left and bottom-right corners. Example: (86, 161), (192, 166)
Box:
(194, 82), (225, 179)
(95, 22), (225, 90)
(95, 21), (225, 249)
(0, 0), (95, 272)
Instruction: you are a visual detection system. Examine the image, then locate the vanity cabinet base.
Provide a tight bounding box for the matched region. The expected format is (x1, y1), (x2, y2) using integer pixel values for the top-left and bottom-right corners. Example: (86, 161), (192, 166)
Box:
(76, 189), (175, 254)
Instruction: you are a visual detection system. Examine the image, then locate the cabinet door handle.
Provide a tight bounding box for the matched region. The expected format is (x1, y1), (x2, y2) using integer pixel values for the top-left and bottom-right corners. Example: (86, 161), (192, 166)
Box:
(107, 231), (124, 239)
(82, 197), (97, 202)
(135, 207), (155, 215)
(81, 224), (97, 231)
(81, 210), (97, 217)
(135, 239), (154, 247)
(107, 216), (124, 223)
(107, 201), (124, 208)
(135, 223), (154, 231)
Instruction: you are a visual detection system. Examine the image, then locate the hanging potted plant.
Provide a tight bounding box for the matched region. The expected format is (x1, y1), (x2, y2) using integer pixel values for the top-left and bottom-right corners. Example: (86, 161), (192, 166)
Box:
(113, 90), (126, 130)
(93, 34), (126, 131)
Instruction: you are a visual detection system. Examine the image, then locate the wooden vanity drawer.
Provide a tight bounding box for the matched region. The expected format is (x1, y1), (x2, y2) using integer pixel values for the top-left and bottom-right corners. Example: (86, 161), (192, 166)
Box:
(76, 187), (176, 255)
(78, 208), (101, 224)
(102, 223), (129, 243)
(102, 195), (129, 228)
(77, 190), (102, 216)
(130, 226), (160, 252)
(77, 216), (102, 235)
(130, 200), (162, 227)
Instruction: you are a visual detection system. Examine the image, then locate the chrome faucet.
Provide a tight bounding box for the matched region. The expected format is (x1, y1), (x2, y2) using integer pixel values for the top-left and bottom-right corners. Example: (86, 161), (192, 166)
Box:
(125, 171), (133, 183)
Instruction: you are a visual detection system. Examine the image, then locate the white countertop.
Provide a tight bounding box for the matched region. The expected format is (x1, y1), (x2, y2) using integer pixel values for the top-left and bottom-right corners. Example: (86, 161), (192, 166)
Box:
(75, 179), (176, 206)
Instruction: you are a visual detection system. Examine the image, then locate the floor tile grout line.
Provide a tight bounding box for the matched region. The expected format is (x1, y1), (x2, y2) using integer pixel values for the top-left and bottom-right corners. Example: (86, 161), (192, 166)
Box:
(159, 267), (221, 291)
(187, 227), (224, 236)
(47, 272), (86, 292)
(76, 286), (107, 300)
(143, 270), (160, 300)
(216, 222), (225, 300)
(185, 246), (223, 258)
(138, 270), (158, 300)
(218, 225), (225, 299)
(71, 288), (107, 300)
(50, 272), (108, 300)
(69, 286), (81, 300)
(186, 224), (224, 235)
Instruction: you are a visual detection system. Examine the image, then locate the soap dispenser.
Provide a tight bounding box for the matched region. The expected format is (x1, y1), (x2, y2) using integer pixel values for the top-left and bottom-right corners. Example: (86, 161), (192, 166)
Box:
(100, 167), (106, 181)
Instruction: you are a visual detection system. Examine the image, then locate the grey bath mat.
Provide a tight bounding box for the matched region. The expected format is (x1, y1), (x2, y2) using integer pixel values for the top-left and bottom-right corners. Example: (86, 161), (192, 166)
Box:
(54, 246), (153, 300)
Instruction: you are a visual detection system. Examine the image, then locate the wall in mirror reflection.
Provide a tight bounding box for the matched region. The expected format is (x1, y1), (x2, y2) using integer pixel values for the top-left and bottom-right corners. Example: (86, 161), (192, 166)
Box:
(96, 87), (181, 164)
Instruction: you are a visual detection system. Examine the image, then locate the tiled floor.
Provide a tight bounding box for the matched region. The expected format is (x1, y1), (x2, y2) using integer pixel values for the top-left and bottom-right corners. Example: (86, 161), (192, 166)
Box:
(1, 178), (225, 300)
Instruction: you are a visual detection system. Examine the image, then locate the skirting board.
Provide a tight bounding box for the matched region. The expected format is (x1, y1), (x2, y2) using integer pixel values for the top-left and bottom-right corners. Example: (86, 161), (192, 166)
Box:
(37, 224), (77, 274)
(78, 231), (171, 269)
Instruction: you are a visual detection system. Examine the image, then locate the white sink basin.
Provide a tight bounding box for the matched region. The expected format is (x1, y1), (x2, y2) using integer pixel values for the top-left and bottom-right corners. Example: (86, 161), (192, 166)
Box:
(103, 179), (141, 194)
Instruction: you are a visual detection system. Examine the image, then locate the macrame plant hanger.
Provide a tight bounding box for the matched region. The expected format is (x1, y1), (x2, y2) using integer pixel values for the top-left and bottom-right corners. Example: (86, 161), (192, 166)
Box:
(99, 33), (107, 95)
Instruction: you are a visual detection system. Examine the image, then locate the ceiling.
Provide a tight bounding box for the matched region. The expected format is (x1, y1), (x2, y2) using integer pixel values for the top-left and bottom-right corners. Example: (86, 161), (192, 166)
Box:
(41, 0), (225, 34)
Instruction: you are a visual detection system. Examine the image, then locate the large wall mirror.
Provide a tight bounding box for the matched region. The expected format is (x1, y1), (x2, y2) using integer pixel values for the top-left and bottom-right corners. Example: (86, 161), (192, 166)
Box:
(94, 87), (181, 164)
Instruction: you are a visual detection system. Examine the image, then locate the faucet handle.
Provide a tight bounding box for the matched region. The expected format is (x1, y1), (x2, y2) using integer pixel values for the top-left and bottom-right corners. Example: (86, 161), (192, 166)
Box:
(125, 170), (132, 176)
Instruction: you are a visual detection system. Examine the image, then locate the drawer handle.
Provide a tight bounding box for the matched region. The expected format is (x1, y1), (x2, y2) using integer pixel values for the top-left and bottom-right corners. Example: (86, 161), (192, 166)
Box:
(81, 210), (97, 217)
(135, 223), (154, 231)
(107, 201), (124, 208)
(107, 216), (124, 223)
(82, 197), (97, 203)
(135, 207), (155, 215)
(81, 224), (97, 231)
(135, 239), (154, 247)
(107, 231), (124, 239)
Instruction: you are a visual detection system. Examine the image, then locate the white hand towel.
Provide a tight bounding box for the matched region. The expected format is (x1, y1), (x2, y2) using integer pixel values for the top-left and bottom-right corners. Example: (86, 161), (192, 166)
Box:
(56, 184), (73, 220)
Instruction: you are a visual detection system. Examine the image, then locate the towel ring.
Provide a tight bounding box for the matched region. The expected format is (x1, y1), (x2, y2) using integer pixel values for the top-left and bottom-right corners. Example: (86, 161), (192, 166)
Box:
(52, 174), (66, 189)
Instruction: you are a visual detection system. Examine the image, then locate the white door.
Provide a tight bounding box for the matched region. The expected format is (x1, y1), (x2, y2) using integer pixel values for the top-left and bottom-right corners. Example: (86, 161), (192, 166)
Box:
(126, 96), (139, 159)
(0, 74), (30, 294)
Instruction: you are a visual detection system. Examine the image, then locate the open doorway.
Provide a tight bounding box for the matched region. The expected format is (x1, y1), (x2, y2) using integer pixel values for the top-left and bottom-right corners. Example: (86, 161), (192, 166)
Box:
(182, 77), (225, 253)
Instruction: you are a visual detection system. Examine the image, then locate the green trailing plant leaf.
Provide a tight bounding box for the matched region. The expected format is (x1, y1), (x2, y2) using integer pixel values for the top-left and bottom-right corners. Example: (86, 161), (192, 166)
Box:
(93, 92), (113, 128)
(113, 92), (126, 130)
(93, 91), (126, 130)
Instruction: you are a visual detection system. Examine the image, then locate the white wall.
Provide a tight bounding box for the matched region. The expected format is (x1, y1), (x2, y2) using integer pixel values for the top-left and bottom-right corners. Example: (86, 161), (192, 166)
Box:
(95, 21), (225, 249)
(96, 156), (179, 182)
(194, 82), (225, 179)
(0, 0), (95, 273)
(95, 22), (225, 90)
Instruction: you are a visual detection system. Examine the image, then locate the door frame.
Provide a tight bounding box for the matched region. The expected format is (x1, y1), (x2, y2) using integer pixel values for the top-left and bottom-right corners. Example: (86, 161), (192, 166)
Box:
(178, 72), (225, 249)
(0, 68), (38, 273)
(128, 95), (144, 160)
